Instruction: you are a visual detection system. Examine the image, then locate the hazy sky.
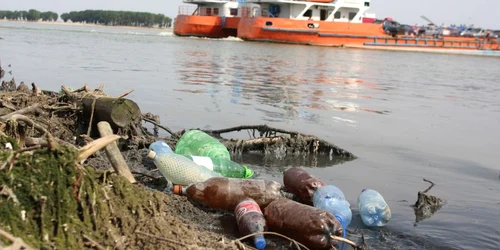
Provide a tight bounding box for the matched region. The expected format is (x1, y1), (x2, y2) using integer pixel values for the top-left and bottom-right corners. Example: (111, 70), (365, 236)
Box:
(2, 0), (499, 28)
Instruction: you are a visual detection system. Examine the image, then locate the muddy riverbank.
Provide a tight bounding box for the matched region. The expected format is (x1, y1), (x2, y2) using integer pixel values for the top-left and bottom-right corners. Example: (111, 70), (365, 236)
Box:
(0, 75), (360, 249)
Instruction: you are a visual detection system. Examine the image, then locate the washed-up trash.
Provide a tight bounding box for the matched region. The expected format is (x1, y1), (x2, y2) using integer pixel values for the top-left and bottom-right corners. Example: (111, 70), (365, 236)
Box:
(283, 167), (325, 205)
(185, 155), (254, 178)
(235, 198), (267, 250)
(147, 150), (221, 186)
(313, 185), (352, 238)
(264, 198), (343, 250)
(173, 177), (282, 210)
(175, 129), (231, 160)
(148, 140), (173, 155)
(358, 189), (391, 227)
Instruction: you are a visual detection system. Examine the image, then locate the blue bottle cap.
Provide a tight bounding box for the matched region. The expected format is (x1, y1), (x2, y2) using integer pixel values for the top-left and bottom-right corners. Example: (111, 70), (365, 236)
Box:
(254, 236), (266, 250)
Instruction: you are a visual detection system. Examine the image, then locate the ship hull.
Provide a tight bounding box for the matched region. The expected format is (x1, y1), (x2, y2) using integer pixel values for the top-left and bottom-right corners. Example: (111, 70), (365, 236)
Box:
(237, 17), (500, 56)
(174, 15), (240, 38)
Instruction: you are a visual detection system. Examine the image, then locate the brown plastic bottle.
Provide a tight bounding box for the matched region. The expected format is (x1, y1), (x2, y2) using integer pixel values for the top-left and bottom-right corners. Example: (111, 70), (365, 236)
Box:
(234, 198), (267, 250)
(264, 198), (343, 250)
(173, 177), (282, 210)
(283, 167), (325, 205)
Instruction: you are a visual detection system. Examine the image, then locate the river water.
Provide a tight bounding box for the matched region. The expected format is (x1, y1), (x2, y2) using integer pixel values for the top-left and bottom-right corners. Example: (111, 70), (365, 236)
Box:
(1, 22), (499, 250)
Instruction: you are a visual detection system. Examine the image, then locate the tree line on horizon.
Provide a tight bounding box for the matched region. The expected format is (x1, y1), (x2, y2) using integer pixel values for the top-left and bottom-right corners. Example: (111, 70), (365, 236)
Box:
(0, 9), (58, 21)
(0, 9), (172, 28)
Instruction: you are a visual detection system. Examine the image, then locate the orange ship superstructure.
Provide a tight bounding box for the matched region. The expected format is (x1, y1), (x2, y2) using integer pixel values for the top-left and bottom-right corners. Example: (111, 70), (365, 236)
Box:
(236, 0), (500, 56)
(174, 0), (259, 38)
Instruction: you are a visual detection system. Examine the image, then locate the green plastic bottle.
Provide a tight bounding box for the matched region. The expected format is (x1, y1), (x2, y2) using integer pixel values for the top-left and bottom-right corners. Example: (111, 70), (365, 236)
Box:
(185, 155), (254, 179)
(175, 130), (231, 160)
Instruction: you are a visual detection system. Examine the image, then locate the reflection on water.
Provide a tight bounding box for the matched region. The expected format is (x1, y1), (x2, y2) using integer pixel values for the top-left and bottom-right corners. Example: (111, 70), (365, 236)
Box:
(174, 49), (392, 126)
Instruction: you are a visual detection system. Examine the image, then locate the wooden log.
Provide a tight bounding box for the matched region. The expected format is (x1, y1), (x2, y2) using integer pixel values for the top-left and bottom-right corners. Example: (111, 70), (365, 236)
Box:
(97, 121), (136, 184)
(82, 96), (141, 130)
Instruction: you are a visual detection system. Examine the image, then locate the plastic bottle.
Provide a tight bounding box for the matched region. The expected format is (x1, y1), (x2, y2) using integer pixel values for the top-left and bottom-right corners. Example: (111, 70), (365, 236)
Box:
(185, 155), (254, 178)
(264, 198), (343, 250)
(173, 177), (282, 210)
(147, 150), (221, 186)
(148, 141), (173, 155)
(312, 185), (352, 239)
(175, 130), (231, 160)
(357, 189), (392, 227)
(234, 198), (267, 250)
(283, 167), (326, 205)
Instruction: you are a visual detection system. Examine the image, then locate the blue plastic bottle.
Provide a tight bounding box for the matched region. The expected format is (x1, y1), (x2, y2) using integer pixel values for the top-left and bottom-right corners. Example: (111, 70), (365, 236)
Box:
(312, 185), (352, 238)
(149, 141), (173, 155)
(357, 189), (391, 227)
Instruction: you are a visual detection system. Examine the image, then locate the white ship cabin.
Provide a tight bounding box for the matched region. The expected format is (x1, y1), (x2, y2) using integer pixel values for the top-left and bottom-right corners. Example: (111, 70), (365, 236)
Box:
(179, 0), (259, 17)
(244, 0), (373, 23)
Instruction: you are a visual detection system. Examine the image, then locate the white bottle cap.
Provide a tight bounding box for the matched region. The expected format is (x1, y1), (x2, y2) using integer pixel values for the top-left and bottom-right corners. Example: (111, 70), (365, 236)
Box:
(147, 150), (156, 159)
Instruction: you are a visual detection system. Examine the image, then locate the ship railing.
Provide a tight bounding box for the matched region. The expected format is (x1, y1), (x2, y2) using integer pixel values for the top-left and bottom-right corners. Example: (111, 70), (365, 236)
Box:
(178, 5), (198, 15)
(240, 7), (275, 17)
(350, 34), (500, 50)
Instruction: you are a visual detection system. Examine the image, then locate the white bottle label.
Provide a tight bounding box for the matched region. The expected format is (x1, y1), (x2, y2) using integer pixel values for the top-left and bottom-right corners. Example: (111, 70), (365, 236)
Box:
(191, 156), (214, 171)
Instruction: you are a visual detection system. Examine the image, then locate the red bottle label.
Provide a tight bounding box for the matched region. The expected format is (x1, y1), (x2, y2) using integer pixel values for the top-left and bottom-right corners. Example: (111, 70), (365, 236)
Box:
(234, 200), (262, 224)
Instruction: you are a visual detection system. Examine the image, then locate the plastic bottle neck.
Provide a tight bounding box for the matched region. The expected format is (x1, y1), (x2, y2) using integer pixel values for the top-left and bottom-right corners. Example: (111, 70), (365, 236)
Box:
(334, 215), (347, 250)
(253, 235), (266, 250)
(147, 150), (157, 160)
(334, 215), (347, 238)
(173, 184), (187, 195)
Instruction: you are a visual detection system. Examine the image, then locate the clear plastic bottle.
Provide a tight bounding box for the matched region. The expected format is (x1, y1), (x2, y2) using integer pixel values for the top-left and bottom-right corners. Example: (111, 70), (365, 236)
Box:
(357, 189), (391, 227)
(147, 150), (221, 186)
(234, 198), (267, 250)
(312, 185), (352, 238)
(175, 130), (231, 160)
(185, 155), (254, 178)
(148, 141), (173, 155)
(173, 177), (282, 210)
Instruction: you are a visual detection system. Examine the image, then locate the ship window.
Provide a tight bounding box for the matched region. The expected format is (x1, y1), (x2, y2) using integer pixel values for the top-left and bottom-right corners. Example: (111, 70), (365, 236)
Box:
(348, 12), (357, 20)
(334, 12), (341, 19)
(206, 8), (212, 16)
(303, 10), (312, 17)
(213, 8), (219, 15)
(364, 2), (370, 7)
(230, 8), (238, 16)
(265, 21), (273, 26)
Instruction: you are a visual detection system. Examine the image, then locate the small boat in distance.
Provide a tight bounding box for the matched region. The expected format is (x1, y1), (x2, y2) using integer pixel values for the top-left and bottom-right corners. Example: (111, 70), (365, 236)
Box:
(174, 0), (258, 38)
(236, 0), (500, 56)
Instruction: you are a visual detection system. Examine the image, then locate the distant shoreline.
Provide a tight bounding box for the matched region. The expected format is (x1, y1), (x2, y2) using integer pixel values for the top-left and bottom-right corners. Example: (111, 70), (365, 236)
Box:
(0, 19), (173, 31)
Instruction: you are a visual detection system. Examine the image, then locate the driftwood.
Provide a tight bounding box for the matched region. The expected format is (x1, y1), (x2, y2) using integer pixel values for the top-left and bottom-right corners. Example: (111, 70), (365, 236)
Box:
(413, 178), (445, 224)
(200, 125), (356, 159)
(97, 121), (136, 183)
(82, 96), (141, 131)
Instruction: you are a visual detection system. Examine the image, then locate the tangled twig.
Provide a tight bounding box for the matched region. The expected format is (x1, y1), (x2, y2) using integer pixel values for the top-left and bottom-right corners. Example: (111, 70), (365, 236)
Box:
(0, 228), (34, 250)
(331, 235), (358, 248)
(234, 232), (310, 250)
(422, 178), (435, 194)
(142, 116), (175, 136)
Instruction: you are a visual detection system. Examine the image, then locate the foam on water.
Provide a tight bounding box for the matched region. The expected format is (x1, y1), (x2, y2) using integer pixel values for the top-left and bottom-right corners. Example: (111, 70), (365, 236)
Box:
(158, 31), (173, 36)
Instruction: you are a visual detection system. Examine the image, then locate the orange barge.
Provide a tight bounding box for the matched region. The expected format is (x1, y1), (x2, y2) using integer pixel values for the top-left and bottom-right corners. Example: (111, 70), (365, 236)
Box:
(174, 0), (258, 38)
(236, 0), (500, 56)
